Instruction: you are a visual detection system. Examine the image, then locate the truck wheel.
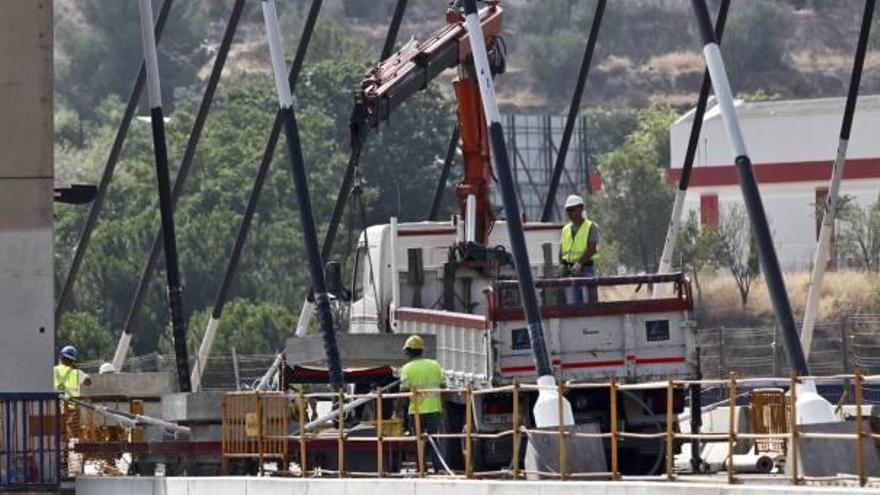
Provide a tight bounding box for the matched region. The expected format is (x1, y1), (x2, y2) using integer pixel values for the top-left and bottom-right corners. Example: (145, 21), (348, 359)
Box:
(445, 403), (465, 470)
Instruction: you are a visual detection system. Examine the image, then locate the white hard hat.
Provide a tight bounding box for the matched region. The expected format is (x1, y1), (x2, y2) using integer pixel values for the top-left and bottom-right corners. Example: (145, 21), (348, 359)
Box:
(99, 362), (116, 374)
(564, 194), (584, 209)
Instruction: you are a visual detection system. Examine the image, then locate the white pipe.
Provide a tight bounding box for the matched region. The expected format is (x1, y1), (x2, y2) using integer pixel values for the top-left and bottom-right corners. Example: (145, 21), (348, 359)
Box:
(389, 217), (400, 330)
(256, 352), (283, 391)
(653, 188), (687, 297)
(294, 301), (312, 337)
(801, 138), (849, 358)
(190, 316), (220, 392)
(69, 397), (191, 435)
(137, 0), (162, 109)
(463, 10), (501, 125)
(728, 454), (774, 474)
(702, 44), (747, 158)
(261, 0), (293, 109)
(304, 380), (401, 431)
(465, 194), (476, 243)
(111, 332), (133, 373)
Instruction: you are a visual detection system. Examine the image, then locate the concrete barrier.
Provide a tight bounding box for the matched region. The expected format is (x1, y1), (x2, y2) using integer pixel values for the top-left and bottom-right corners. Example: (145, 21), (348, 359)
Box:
(76, 476), (873, 495)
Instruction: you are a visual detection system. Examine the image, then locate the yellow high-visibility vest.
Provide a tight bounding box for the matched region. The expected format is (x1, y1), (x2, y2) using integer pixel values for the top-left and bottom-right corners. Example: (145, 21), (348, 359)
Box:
(400, 358), (443, 415)
(561, 219), (597, 263)
(53, 363), (80, 397)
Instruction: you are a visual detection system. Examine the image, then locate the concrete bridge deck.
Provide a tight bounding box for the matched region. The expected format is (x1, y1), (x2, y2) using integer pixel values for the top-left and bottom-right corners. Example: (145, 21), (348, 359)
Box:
(75, 476), (878, 494)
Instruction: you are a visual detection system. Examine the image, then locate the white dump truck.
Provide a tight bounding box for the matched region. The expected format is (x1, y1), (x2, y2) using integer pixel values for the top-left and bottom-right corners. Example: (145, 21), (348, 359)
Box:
(344, 218), (698, 473)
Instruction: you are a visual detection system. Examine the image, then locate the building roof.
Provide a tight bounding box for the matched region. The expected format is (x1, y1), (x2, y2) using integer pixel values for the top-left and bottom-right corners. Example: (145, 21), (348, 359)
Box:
(673, 94), (880, 127)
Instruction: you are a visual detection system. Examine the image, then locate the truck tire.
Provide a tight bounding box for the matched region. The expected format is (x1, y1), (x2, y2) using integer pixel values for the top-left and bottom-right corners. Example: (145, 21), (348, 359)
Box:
(445, 403), (465, 470)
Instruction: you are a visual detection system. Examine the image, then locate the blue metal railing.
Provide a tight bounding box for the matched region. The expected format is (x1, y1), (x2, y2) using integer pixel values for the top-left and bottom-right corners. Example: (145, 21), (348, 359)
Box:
(0, 392), (60, 488)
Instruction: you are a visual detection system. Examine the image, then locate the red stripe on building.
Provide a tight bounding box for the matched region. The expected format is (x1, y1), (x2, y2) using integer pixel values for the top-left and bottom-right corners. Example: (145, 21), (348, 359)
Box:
(666, 158), (880, 187)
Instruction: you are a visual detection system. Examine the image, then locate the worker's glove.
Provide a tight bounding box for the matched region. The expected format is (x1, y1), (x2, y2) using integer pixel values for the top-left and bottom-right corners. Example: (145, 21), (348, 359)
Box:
(572, 262), (583, 275)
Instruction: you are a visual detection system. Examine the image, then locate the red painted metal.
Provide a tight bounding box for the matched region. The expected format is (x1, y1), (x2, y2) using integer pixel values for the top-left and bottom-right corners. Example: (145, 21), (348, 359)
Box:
(499, 355), (685, 374)
(667, 157), (880, 187)
(395, 307), (487, 330)
(488, 273), (693, 321)
(454, 77), (494, 245)
(490, 299), (692, 321)
(700, 193), (719, 229)
(398, 226), (455, 237)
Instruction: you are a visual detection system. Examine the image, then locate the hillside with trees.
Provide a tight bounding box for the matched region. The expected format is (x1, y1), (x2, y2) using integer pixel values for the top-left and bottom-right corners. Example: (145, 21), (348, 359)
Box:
(53, 0), (880, 362)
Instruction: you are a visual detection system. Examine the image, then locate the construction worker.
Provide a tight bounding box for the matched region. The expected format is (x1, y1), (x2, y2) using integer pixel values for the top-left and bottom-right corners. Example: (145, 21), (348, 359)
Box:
(560, 194), (599, 304)
(53, 345), (91, 475)
(53, 345), (92, 401)
(394, 335), (445, 471)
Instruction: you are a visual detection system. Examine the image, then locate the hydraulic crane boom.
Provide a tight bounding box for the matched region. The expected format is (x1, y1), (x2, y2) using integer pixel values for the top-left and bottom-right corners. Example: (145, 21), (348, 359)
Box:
(353, 2), (505, 245)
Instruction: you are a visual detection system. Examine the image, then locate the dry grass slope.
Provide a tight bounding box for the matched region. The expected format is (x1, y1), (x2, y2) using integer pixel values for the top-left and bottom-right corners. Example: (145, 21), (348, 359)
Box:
(699, 270), (880, 324)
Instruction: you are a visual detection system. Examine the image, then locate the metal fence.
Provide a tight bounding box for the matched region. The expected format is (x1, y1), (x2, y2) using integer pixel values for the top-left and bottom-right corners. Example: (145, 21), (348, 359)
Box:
(81, 352), (278, 391)
(228, 371), (880, 487)
(0, 392), (60, 488)
(699, 314), (880, 379)
(500, 114), (591, 221)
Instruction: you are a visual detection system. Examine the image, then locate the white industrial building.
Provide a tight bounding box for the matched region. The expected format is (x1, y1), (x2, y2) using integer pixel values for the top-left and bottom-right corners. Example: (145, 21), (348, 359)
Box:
(669, 95), (880, 270)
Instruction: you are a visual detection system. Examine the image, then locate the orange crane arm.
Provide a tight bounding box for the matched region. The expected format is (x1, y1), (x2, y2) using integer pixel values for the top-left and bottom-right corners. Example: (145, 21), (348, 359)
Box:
(352, 2), (504, 244)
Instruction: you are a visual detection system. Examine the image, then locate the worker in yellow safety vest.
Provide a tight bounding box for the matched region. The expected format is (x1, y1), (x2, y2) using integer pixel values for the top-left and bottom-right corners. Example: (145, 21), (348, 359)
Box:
(53, 345), (92, 403)
(53, 345), (92, 475)
(394, 335), (445, 471)
(560, 194), (599, 304)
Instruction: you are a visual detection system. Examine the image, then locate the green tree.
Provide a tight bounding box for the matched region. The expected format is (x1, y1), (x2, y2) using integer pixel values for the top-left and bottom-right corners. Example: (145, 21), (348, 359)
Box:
(673, 211), (721, 303)
(185, 299), (296, 356)
(54, 54), (453, 357)
(57, 311), (116, 363)
(583, 106), (640, 165)
(724, 1), (793, 74)
(837, 194), (880, 272)
(56, 0), (212, 119)
(714, 204), (761, 308)
(587, 105), (676, 273)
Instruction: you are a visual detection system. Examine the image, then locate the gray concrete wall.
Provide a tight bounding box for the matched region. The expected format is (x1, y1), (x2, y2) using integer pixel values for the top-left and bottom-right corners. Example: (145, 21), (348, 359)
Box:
(0, 0), (54, 392)
(76, 477), (873, 495)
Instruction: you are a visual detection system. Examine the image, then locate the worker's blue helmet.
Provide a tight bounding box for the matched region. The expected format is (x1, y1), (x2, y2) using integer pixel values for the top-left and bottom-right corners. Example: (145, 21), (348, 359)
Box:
(60, 345), (78, 362)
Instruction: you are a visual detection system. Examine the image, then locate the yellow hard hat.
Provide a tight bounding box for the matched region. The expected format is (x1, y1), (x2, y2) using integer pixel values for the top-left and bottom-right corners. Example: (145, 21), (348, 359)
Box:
(403, 334), (424, 351)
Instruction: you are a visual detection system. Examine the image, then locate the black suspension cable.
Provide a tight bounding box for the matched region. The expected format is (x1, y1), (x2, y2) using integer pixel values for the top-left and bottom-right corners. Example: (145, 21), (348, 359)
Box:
(691, 0), (808, 375)
(136, 0), (190, 391)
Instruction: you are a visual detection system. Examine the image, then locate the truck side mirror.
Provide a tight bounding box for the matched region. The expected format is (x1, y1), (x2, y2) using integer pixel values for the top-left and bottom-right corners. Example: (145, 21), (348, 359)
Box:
(325, 261), (348, 301)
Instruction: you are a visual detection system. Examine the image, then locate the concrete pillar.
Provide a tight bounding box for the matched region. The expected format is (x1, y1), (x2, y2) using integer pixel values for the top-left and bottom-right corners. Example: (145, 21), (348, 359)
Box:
(0, 0), (54, 392)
